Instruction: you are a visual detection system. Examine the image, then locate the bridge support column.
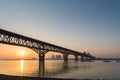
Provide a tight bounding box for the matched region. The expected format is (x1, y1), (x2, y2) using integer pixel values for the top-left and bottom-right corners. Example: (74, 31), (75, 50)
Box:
(88, 57), (92, 62)
(81, 56), (84, 62)
(39, 53), (45, 62)
(75, 55), (78, 61)
(39, 61), (45, 76)
(63, 54), (68, 62)
(32, 49), (48, 62)
(34, 49), (48, 77)
(85, 57), (88, 62)
(87, 57), (89, 62)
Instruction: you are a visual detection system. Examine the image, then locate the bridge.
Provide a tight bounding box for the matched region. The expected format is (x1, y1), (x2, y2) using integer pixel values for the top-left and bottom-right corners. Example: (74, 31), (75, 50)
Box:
(0, 29), (95, 62)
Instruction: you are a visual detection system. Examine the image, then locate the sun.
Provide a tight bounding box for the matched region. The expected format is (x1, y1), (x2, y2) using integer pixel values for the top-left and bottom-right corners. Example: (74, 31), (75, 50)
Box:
(19, 51), (25, 56)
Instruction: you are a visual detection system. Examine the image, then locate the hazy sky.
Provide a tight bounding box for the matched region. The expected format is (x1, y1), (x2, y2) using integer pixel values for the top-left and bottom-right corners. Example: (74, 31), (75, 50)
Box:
(0, 0), (120, 58)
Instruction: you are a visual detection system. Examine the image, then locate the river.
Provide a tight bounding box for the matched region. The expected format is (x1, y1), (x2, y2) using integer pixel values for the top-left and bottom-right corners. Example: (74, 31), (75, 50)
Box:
(0, 60), (120, 79)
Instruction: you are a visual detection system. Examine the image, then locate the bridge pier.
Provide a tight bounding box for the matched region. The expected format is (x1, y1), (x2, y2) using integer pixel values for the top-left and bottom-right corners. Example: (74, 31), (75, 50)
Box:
(88, 57), (91, 61)
(39, 61), (45, 76)
(81, 56), (84, 62)
(85, 57), (88, 62)
(75, 55), (78, 61)
(39, 53), (45, 62)
(63, 54), (68, 62)
(88, 57), (92, 62)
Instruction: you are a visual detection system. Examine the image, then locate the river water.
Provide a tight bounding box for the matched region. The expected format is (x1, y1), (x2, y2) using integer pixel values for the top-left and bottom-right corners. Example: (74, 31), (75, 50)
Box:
(0, 60), (120, 79)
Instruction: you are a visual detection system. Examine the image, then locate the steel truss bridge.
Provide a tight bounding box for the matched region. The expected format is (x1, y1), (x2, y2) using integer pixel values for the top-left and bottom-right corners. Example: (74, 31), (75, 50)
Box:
(0, 29), (95, 62)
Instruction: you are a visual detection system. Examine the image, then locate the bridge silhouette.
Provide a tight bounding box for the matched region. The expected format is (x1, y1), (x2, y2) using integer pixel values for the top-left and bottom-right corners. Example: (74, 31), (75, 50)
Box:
(0, 29), (95, 62)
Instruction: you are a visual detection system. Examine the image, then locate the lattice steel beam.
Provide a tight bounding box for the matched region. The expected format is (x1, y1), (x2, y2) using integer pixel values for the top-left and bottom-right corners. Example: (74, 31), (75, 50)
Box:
(0, 29), (94, 58)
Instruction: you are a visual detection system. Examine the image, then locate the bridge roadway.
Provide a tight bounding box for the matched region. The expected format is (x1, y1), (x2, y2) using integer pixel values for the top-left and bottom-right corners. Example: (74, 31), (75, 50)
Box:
(0, 29), (95, 62)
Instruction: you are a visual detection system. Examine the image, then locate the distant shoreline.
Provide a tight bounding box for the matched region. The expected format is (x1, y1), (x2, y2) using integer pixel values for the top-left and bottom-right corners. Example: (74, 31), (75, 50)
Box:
(0, 59), (120, 60)
(0, 59), (38, 60)
(0, 59), (76, 60)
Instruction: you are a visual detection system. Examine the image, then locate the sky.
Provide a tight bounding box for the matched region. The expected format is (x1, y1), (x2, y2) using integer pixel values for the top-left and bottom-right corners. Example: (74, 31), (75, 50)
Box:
(0, 0), (120, 59)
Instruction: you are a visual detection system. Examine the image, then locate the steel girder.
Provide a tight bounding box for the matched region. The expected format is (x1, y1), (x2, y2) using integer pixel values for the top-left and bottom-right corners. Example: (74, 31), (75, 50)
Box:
(0, 29), (94, 58)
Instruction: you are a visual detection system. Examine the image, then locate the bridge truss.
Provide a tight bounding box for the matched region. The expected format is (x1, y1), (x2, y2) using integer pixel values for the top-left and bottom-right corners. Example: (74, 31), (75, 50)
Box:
(0, 29), (94, 62)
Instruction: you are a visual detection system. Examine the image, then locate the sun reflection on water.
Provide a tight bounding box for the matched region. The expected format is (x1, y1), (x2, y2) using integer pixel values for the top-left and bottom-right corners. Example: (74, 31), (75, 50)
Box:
(20, 60), (24, 74)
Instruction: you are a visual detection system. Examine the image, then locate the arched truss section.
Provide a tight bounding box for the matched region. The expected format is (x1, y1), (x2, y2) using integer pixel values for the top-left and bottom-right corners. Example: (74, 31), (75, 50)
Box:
(31, 48), (49, 54)
(0, 29), (94, 59)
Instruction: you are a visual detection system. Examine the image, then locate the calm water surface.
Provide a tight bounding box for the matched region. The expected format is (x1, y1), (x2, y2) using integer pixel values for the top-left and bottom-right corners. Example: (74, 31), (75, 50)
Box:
(0, 60), (120, 79)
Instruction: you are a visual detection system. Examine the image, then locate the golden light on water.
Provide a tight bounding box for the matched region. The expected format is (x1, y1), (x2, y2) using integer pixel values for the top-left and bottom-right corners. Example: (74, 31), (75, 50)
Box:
(20, 60), (24, 73)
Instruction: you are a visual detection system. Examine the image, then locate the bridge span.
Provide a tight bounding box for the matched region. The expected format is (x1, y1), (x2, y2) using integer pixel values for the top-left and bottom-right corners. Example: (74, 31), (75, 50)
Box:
(0, 29), (95, 62)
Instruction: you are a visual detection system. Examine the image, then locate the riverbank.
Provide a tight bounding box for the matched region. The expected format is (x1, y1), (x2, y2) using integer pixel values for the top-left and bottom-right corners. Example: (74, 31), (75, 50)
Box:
(0, 74), (118, 80)
(0, 74), (79, 80)
(0, 74), (99, 80)
(0, 74), (75, 80)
